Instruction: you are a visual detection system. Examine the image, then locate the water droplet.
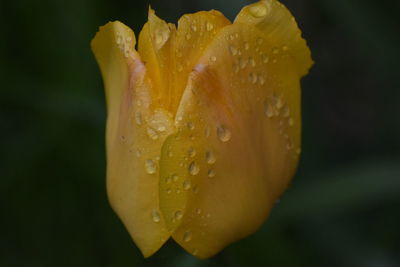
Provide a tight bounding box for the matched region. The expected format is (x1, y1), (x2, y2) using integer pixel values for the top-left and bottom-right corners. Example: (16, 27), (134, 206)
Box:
(167, 150), (173, 157)
(192, 185), (199, 194)
(135, 149), (141, 158)
(249, 72), (258, 84)
(286, 140), (294, 150)
(262, 53), (269, 63)
(147, 127), (159, 140)
(191, 25), (198, 32)
(166, 176), (172, 184)
(157, 125), (166, 132)
(166, 188), (172, 194)
(175, 210), (183, 220)
(264, 102), (274, 118)
(257, 37), (264, 45)
(207, 168), (216, 178)
(196, 208), (202, 215)
(282, 105), (290, 117)
(244, 42), (250, 50)
(249, 3), (267, 18)
(239, 57), (247, 69)
(205, 126), (211, 138)
(185, 33), (192, 40)
(206, 213), (211, 218)
(229, 45), (238, 56)
(233, 63), (239, 73)
(288, 117), (294, 126)
(183, 231), (192, 242)
(189, 161), (200, 175)
(183, 180), (191, 190)
(172, 174), (179, 182)
(187, 121), (195, 130)
(258, 75), (265, 85)
(176, 188), (181, 194)
(210, 55), (217, 62)
(134, 111), (142, 125)
(217, 125), (231, 142)
(192, 249), (199, 255)
(151, 210), (161, 223)
(206, 22), (214, 31)
(145, 159), (156, 174)
(272, 47), (280, 54)
(116, 35), (122, 45)
(249, 57), (256, 67)
(177, 63), (183, 72)
(188, 147), (196, 158)
(272, 94), (284, 109)
(205, 150), (216, 164)
(282, 45), (289, 51)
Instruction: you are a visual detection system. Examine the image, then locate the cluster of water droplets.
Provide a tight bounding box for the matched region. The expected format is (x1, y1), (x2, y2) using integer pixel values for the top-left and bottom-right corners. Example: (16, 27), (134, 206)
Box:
(115, 31), (133, 58)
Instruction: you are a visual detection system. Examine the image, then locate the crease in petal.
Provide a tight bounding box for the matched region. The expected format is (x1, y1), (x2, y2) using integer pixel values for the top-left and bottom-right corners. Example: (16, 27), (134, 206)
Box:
(91, 21), (173, 257)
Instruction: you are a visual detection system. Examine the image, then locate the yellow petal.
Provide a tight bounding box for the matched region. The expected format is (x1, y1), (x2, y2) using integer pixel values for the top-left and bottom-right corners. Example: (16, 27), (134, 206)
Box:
(158, 0), (312, 258)
(91, 21), (173, 257)
(138, 8), (176, 111)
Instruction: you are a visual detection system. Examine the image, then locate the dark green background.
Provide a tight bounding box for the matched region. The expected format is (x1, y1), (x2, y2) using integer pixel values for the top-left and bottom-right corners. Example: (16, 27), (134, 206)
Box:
(2, 0), (400, 266)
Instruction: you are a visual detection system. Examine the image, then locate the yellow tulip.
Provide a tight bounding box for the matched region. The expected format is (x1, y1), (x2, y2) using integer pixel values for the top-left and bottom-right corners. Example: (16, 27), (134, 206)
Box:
(91, 0), (312, 259)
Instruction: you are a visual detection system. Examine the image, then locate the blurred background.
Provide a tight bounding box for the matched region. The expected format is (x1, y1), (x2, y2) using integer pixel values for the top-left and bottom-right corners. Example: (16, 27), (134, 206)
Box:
(1, 0), (400, 266)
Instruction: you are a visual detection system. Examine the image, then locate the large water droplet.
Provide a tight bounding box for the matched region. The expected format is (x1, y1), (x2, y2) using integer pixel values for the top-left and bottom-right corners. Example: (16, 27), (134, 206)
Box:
(151, 210), (161, 223)
(205, 150), (216, 164)
(145, 159), (156, 174)
(183, 231), (192, 242)
(217, 125), (231, 142)
(189, 161), (200, 175)
(210, 55), (217, 62)
(174, 210), (183, 220)
(249, 3), (267, 18)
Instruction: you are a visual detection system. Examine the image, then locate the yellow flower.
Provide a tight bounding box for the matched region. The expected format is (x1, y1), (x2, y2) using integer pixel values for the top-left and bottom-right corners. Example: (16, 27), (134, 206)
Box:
(91, 0), (312, 259)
